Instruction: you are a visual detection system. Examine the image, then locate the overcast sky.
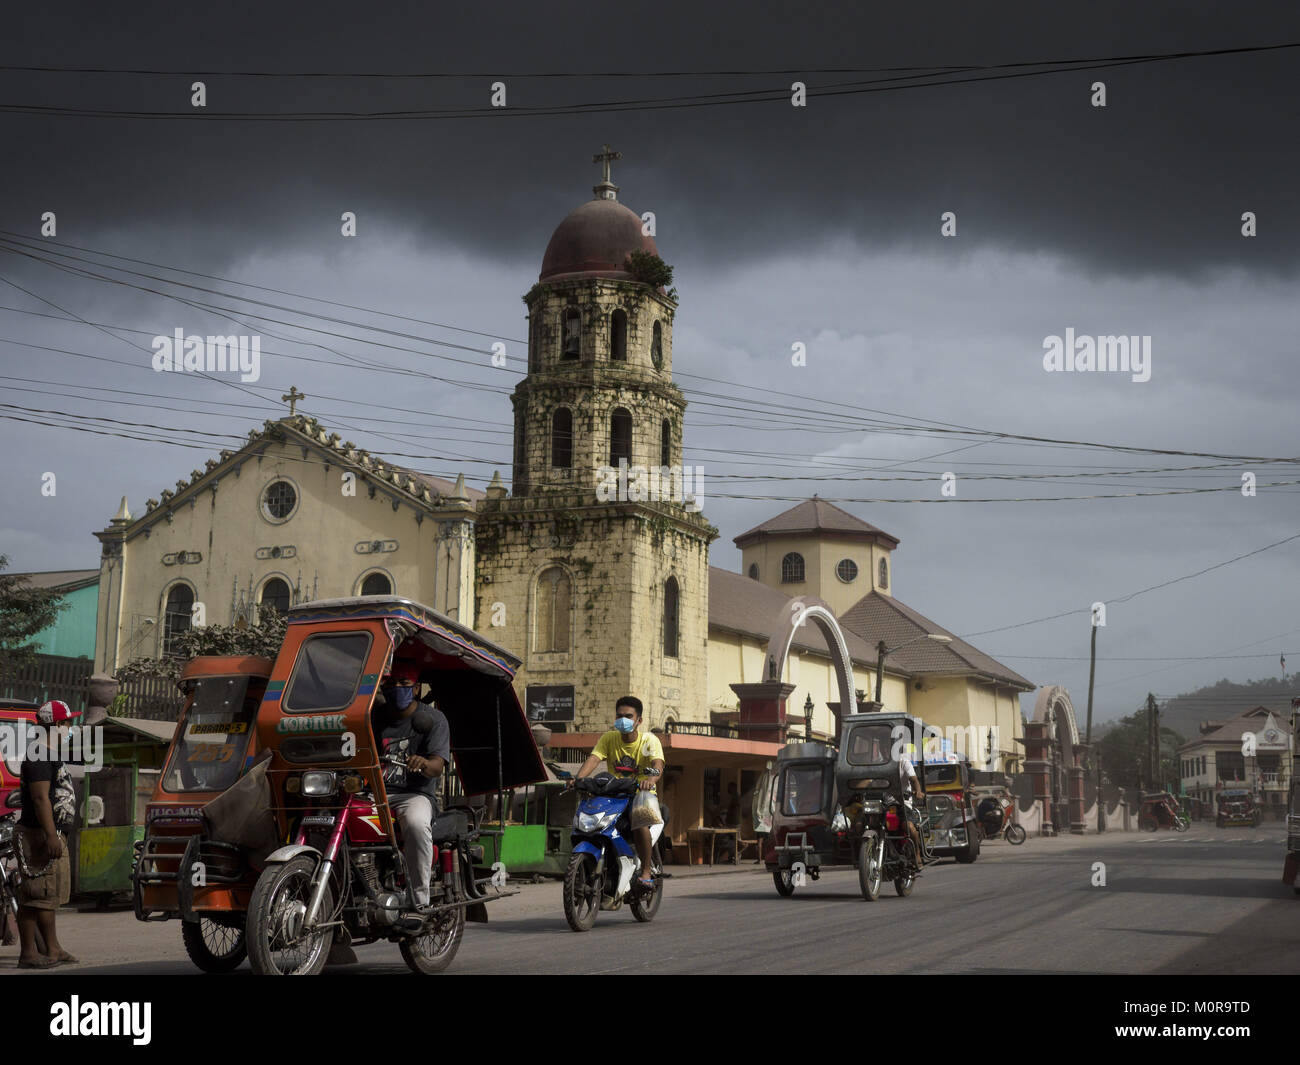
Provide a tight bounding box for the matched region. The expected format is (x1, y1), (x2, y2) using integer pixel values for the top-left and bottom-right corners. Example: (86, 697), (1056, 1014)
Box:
(2, 1), (1298, 726)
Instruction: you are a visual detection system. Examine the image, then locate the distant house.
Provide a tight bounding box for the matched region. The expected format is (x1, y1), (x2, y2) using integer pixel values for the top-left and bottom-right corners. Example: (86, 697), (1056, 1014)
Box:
(1178, 706), (1292, 817)
(8, 568), (100, 660)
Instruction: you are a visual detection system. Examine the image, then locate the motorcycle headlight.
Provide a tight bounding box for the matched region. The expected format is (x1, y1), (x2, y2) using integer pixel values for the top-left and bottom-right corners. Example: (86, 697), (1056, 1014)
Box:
(862, 800), (883, 814)
(301, 771), (338, 797)
(576, 811), (618, 833)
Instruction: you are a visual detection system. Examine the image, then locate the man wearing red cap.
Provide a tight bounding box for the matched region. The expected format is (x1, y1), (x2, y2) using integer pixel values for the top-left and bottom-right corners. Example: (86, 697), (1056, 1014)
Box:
(15, 700), (81, 968)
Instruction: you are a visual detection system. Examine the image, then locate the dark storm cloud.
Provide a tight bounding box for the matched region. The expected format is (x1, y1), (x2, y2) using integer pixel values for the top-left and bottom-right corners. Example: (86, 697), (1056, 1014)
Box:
(3, 0), (1299, 277)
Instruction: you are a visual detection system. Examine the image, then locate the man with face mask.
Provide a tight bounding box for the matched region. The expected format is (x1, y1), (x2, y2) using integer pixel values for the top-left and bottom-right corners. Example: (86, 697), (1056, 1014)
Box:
(576, 696), (665, 890)
(374, 661), (451, 910)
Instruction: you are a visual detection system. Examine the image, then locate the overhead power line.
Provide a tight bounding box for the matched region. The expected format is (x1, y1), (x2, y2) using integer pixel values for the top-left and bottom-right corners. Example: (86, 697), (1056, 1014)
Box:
(1, 42), (1296, 121)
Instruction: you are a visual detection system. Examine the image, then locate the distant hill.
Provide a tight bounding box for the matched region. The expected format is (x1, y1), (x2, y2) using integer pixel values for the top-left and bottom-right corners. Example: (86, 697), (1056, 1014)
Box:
(1101, 675), (1298, 745)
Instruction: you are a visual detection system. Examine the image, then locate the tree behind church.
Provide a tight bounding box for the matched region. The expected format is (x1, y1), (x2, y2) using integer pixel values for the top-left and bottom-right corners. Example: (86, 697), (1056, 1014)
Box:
(0, 554), (69, 678)
(115, 608), (287, 683)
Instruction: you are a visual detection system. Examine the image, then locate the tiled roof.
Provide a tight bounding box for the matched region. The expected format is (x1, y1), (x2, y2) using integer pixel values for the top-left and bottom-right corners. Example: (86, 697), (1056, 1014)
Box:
(708, 567), (879, 668)
(1177, 707), (1292, 751)
(839, 591), (1035, 690)
(733, 497), (899, 548)
(8, 569), (100, 590)
(708, 568), (1032, 691)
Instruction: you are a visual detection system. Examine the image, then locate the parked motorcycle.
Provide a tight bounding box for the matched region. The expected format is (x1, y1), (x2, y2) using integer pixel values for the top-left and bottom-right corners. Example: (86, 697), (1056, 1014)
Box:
(0, 792), (21, 945)
(0, 790), (48, 952)
(563, 771), (664, 931)
(976, 795), (1027, 845)
(855, 792), (925, 901)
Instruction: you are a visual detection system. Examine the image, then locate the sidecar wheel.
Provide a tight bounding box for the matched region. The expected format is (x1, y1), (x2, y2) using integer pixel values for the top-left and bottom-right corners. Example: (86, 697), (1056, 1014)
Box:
(894, 874), (914, 897)
(247, 856), (333, 976)
(563, 853), (600, 932)
(400, 906), (465, 974)
(772, 869), (797, 897)
(182, 916), (246, 973)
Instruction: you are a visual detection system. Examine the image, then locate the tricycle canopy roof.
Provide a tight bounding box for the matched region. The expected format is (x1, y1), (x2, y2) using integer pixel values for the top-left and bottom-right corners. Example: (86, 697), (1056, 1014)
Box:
(288, 596), (521, 681)
(776, 741), (837, 765)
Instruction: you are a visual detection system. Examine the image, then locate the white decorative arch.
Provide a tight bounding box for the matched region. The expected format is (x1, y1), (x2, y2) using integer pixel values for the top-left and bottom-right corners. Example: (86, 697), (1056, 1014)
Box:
(1032, 684), (1082, 772)
(763, 595), (857, 727)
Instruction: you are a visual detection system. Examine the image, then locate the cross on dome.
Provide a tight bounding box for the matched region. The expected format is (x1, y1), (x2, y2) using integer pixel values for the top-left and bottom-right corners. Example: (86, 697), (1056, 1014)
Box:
(592, 143), (621, 200)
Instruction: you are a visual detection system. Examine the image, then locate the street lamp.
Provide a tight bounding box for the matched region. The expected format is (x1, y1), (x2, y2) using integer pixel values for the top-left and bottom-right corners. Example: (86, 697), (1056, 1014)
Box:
(875, 633), (952, 703)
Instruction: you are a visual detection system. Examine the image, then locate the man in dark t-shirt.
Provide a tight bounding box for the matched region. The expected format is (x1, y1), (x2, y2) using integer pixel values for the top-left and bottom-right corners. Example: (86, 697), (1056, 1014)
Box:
(374, 662), (451, 910)
(16, 700), (80, 968)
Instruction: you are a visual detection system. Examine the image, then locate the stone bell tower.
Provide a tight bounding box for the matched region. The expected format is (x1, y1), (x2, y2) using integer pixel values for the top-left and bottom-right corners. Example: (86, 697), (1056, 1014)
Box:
(476, 147), (716, 732)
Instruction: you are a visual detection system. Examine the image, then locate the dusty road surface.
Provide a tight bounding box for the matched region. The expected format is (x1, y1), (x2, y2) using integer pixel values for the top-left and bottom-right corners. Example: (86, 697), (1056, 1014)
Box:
(4, 824), (1294, 975)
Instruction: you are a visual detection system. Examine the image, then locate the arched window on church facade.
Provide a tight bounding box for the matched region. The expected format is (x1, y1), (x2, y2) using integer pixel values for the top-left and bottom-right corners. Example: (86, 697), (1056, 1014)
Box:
(609, 408), (632, 467)
(360, 572), (391, 596)
(663, 576), (679, 658)
(650, 320), (663, 368)
(163, 583), (194, 656)
(535, 567), (572, 653)
(660, 419), (672, 467)
(551, 408), (573, 468)
(878, 557), (889, 589)
(781, 553), (805, 584)
(610, 309), (627, 361)
(563, 307), (581, 360)
(260, 577), (291, 617)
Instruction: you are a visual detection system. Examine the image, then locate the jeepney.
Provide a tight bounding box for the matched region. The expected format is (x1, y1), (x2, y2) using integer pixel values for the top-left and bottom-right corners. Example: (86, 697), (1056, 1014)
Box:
(922, 753), (980, 863)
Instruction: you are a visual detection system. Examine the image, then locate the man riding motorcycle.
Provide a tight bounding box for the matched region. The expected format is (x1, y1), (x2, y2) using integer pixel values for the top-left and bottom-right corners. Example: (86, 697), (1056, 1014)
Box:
(575, 697), (664, 890)
(897, 747), (926, 873)
(373, 661), (451, 911)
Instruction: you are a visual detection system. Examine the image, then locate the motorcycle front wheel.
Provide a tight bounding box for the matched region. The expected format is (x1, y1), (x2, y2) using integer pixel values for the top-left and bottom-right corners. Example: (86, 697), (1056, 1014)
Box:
(1005, 823), (1027, 845)
(400, 906), (465, 973)
(858, 837), (882, 901)
(563, 853), (601, 932)
(246, 856), (334, 976)
(631, 845), (664, 923)
(182, 916), (246, 973)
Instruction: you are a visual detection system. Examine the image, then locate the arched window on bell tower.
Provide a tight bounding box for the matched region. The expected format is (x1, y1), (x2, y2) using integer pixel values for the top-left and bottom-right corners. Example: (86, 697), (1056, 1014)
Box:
(660, 419), (672, 467)
(513, 412), (528, 496)
(651, 320), (663, 369)
(551, 407), (573, 469)
(609, 408), (632, 467)
(528, 312), (540, 373)
(663, 576), (680, 658)
(535, 566), (572, 653)
(563, 306), (581, 360)
(610, 308), (628, 361)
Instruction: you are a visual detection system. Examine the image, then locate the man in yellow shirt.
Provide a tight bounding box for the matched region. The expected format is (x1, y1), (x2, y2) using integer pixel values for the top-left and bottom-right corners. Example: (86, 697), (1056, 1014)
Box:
(576, 696), (665, 889)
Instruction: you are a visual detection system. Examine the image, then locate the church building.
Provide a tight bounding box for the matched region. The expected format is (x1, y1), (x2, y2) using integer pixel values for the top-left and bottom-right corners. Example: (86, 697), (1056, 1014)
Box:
(92, 151), (1036, 854)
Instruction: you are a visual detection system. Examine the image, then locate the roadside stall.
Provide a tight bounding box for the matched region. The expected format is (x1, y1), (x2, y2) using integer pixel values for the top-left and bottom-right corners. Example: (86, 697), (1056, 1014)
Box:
(77, 717), (176, 901)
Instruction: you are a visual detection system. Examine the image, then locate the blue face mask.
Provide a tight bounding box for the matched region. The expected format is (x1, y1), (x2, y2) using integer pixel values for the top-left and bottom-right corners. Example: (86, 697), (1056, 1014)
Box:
(614, 715), (636, 734)
(391, 686), (415, 710)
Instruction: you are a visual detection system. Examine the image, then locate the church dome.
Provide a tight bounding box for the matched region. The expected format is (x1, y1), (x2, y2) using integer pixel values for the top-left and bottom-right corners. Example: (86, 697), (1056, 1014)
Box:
(539, 198), (659, 282)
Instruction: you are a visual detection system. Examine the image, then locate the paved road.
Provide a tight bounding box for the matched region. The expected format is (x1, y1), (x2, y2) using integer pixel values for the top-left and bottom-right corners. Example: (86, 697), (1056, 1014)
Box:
(7, 824), (1297, 975)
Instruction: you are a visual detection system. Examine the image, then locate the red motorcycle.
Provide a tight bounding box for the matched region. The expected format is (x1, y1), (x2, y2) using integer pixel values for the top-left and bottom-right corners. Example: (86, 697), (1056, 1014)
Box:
(976, 795), (1027, 844)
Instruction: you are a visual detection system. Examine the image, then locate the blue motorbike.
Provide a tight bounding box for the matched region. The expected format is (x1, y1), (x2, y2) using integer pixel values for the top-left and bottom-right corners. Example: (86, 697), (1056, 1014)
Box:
(563, 771), (665, 932)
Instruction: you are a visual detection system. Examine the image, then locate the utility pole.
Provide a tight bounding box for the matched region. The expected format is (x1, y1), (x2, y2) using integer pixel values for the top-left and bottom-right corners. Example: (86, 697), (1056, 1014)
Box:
(1146, 692), (1159, 792)
(1086, 621), (1104, 831)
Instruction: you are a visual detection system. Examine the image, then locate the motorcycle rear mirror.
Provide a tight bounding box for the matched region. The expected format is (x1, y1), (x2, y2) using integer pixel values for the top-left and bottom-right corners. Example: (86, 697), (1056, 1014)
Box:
(411, 709), (435, 735)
